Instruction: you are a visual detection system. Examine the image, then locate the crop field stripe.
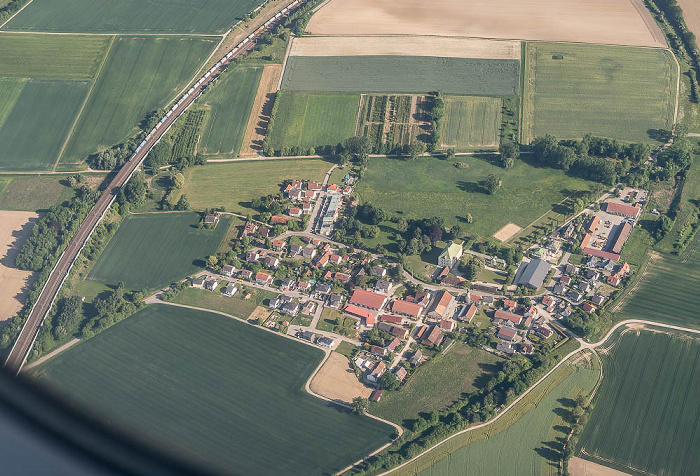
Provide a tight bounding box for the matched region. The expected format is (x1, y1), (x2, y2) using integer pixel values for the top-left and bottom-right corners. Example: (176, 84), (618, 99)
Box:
(0, 77), (26, 128)
(280, 56), (521, 96)
(60, 36), (218, 165)
(0, 79), (90, 171)
(441, 96), (502, 148)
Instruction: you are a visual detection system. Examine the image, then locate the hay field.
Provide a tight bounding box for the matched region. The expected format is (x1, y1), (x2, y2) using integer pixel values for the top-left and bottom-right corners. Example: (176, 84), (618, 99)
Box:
(523, 43), (677, 143)
(289, 36), (521, 59)
(240, 64), (283, 157)
(577, 328), (700, 476)
(32, 304), (394, 476)
(310, 352), (371, 404)
(677, 0), (700, 37)
(440, 96), (502, 148)
(307, 0), (665, 48)
(0, 211), (37, 322)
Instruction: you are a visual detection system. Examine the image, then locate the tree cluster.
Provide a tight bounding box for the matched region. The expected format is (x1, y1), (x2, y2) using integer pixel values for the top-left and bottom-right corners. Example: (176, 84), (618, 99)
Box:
(82, 284), (143, 339)
(0, 0), (29, 22)
(88, 141), (137, 170)
(425, 91), (444, 151)
(459, 254), (485, 280)
(560, 308), (609, 340)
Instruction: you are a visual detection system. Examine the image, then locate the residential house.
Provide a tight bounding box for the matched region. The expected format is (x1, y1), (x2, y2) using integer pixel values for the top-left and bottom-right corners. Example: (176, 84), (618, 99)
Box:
(427, 290), (455, 320)
(281, 301), (300, 316)
(255, 272), (273, 285)
(582, 302), (597, 313)
(328, 294), (344, 309)
(264, 255), (280, 269)
(369, 345), (387, 357)
(288, 207), (302, 218)
(349, 289), (388, 311)
(560, 275), (572, 285)
(289, 244), (304, 256)
(553, 283), (566, 294)
(257, 226), (271, 238)
(302, 202), (312, 214)
(409, 349), (423, 365)
(438, 241), (463, 269)
(541, 295), (556, 312)
(377, 322), (408, 339)
(280, 278), (295, 291)
(482, 295), (495, 305)
(300, 330), (314, 342)
(314, 284), (331, 297)
(375, 279), (392, 294)
(221, 264), (236, 277)
(569, 290), (584, 301)
(297, 281), (311, 293)
(329, 254), (343, 266)
(496, 341), (516, 354)
(270, 216), (291, 225)
(386, 337), (401, 352)
(442, 275), (466, 287)
(334, 272), (351, 283)
(421, 326), (444, 347)
(317, 336), (334, 348)
(242, 222), (258, 237)
(192, 275), (206, 288)
(607, 274), (622, 286)
(239, 269), (253, 281)
(367, 361), (386, 383)
(524, 306), (538, 318)
(532, 326), (553, 338)
(365, 314), (375, 327)
(204, 279), (218, 291)
(391, 300), (423, 319)
(467, 291), (482, 304)
(462, 303), (478, 323)
(317, 251), (331, 267)
(494, 309), (522, 326)
(503, 299), (517, 311)
(223, 282), (238, 297)
(204, 215), (219, 225)
(564, 263), (577, 275)
(408, 291), (431, 308)
(439, 319), (455, 332)
(520, 343), (534, 355)
(379, 314), (403, 325)
(394, 367), (408, 381)
(371, 266), (387, 278)
(591, 294), (606, 306)
(246, 250), (261, 262)
(301, 301), (315, 315)
(271, 239), (287, 251)
(586, 269), (600, 281)
(497, 326), (517, 341)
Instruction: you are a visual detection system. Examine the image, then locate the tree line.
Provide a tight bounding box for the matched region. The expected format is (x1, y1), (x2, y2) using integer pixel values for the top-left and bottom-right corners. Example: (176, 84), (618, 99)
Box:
(0, 0), (29, 23)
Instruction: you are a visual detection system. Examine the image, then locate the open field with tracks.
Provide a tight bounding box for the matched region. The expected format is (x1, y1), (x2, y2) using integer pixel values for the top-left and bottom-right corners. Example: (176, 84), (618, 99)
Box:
(198, 65), (262, 157)
(388, 357), (599, 476)
(176, 159), (332, 214)
(87, 212), (231, 291)
(307, 0), (665, 47)
(0, 211), (37, 322)
(577, 328), (700, 476)
(32, 304), (394, 476)
(267, 91), (360, 150)
(356, 155), (594, 237)
(3, 0), (264, 34)
(61, 36), (218, 166)
(441, 96), (502, 149)
(370, 343), (503, 427)
(522, 43), (677, 143)
(280, 56), (520, 95)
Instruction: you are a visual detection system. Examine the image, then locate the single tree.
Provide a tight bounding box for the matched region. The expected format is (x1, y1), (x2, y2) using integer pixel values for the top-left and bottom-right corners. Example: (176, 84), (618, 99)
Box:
(352, 397), (369, 414)
(484, 174), (502, 195)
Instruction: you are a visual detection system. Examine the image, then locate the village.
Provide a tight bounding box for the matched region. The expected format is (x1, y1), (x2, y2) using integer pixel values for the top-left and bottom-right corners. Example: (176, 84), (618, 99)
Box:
(160, 176), (646, 403)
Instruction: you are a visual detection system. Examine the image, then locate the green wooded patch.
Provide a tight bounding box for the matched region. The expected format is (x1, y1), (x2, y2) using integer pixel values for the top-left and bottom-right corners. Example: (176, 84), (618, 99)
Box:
(578, 329), (700, 476)
(267, 91), (360, 150)
(0, 33), (111, 79)
(60, 36), (218, 165)
(280, 56), (520, 95)
(3, 0), (263, 34)
(523, 43), (677, 143)
(32, 304), (394, 476)
(356, 155), (594, 237)
(441, 96), (502, 149)
(175, 159), (332, 215)
(370, 343), (503, 427)
(87, 212), (231, 290)
(0, 79), (90, 171)
(198, 65), (262, 157)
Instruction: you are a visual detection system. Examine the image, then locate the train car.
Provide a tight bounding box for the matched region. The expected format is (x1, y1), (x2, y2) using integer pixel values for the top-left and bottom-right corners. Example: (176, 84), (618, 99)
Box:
(215, 62), (221, 67)
(204, 72), (210, 78)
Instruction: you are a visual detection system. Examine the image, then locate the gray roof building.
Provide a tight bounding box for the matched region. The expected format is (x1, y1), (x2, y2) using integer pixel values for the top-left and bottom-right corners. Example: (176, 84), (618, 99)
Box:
(514, 259), (551, 289)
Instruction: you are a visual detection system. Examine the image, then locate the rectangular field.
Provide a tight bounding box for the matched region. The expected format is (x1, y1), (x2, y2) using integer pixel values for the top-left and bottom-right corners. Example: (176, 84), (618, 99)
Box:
(267, 91), (360, 150)
(87, 212), (231, 290)
(280, 56), (521, 95)
(0, 211), (37, 322)
(31, 304), (394, 476)
(170, 285), (276, 319)
(175, 159), (332, 214)
(61, 36), (218, 165)
(356, 155), (594, 237)
(198, 65), (262, 157)
(0, 175), (78, 211)
(441, 96), (502, 148)
(0, 77), (25, 128)
(3, 0), (264, 34)
(522, 43), (677, 143)
(0, 79), (90, 171)
(0, 33), (111, 79)
(578, 328), (700, 476)
(370, 343), (503, 427)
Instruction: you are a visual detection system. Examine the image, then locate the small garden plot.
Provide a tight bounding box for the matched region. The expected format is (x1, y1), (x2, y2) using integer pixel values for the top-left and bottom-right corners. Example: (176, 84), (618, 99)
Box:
(357, 94), (427, 150)
(169, 109), (206, 161)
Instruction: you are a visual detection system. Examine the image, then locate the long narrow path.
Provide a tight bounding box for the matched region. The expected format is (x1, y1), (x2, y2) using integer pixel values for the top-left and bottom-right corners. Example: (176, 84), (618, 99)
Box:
(4, 0), (309, 375)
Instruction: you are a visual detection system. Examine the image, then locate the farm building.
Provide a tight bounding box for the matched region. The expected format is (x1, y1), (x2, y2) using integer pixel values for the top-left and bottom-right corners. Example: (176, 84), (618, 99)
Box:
(421, 326), (444, 347)
(497, 326), (517, 341)
(391, 299), (423, 319)
(605, 201), (641, 219)
(427, 290), (455, 319)
(349, 289), (388, 310)
(343, 304), (373, 320)
(494, 309), (522, 326)
(514, 258), (551, 289)
(610, 222), (633, 254)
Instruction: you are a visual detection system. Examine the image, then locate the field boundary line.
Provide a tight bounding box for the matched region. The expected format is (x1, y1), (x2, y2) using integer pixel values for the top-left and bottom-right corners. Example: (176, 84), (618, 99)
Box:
(278, 32), (295, 91)
(23, 338), (80, 370)
(0, 0), (35, 29)
(53, 35), (116, 171)
(668, 48), (681, 130)
(180, 31), (229, 102)
(0, 31), (224, 36)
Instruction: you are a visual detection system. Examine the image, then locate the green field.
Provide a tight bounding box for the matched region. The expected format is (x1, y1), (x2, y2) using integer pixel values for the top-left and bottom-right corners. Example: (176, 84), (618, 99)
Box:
(198, 65), (262, 157)
(171, 285), (276, 319)
(176, 159), (332, 214)
(61, 36), (218, 165)
(356, 155), (594, 237)
(370, 343), (503, 427)
(523, 43), (677, 143)
(389, 357), (599, 476)
(267, 91), (360, 150)
(87, 212), (231, 290)
(0, 77), (25, 127)
(0, 175), (78, 211)
(32, 304), (393, 476)
(280, 56), (520, 95)
(0, 33), (111, 79)
(0, 79), (90, 171)
(578, 329), (700, 476)
(3, 0), (264, 34)
(441, 96), (502, 148)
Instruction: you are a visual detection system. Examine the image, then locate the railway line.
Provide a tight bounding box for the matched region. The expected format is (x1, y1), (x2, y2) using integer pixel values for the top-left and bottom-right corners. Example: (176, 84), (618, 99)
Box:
(3, 0), (307, 375)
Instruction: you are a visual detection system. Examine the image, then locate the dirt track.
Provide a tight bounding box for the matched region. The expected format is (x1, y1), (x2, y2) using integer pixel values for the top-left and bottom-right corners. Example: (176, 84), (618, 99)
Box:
(0, 211), (37, 322)
(307, 0), (666, 48)
(240, 64), (282, 157)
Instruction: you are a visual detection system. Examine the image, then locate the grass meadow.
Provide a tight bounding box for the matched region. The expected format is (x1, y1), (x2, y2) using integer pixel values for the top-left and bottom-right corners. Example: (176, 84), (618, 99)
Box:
(578, 329), (700, 476)
(441, 96), (502, 149)
(0, 175), (78, 211)
(175, 159), (332, 214)
(32, 304), (394, 476)
(390, 357), (599, 476)
(280, 56), (520, 95)
(522, 43), (677, 143)
(267, 91), (360, 149)
(170, 285), (277, 320)
(370, 343), (503, 427)
(3, 0), (264, 34)
(61, 36), (218, 165)
(87, 212), (231, 290)
(0, 77), (25, 127)
(198, 65), (262, 157)
(356, 155), (594, 237)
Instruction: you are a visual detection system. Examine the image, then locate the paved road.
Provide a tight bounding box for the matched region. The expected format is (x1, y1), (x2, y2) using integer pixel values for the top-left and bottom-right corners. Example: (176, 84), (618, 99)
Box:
(4, 0), (308, 375)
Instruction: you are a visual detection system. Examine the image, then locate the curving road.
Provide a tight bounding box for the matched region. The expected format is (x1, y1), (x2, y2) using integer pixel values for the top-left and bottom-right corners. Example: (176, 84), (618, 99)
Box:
(4, 0), (307, 375)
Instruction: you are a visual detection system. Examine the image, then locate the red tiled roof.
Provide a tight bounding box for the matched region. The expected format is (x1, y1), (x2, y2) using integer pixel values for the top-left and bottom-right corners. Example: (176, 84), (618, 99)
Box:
(255, 271), (272, 282)
(580, 233), (592, 249)
(380, 314), (403, 324)
(465, 304), (478, 321)
(343, 304), (373, 320)
(494, 309), (522, 325)
(386, 337), (400, 352)
(587, 216), (600, 233)
(349, 289), (387, 310)
(497, 327), (517, 339)
(391, 299), (422, 317)
(583, 247), (620, 261)
(606, 201), (641, 217)
(611, 222), (633, 254)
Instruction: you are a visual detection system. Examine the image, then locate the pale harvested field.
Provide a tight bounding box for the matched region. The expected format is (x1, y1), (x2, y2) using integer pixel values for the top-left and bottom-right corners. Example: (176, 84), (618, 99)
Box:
(0, 211), (37, 322)
(289, 36), (521, 59)
(493, 222), (523, 242)
(310, 352), (371, 404)
(677, 0), (700, 38)
(569, 457), (634, 476)
(240, 64), (282, 157)
(307, 0), (666, 48)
